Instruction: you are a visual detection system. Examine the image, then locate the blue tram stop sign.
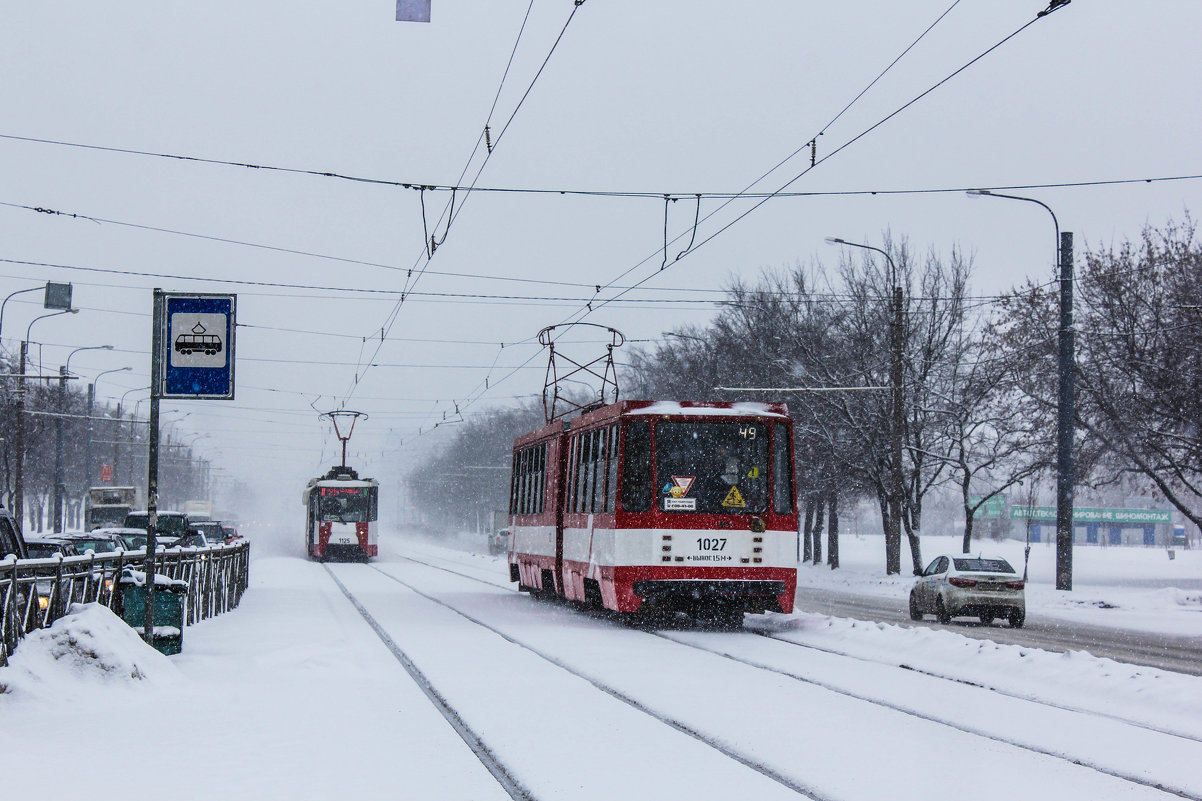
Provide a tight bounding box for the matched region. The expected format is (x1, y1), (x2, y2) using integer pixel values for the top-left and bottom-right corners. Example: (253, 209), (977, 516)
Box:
(161, 294), (236, 399)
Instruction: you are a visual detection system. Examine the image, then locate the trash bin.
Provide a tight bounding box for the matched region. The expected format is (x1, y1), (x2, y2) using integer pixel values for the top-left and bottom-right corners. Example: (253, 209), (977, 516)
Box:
(120, 568), (186, 655)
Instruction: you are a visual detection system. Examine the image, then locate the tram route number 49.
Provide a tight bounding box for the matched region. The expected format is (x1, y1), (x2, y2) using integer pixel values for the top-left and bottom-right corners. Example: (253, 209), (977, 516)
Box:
(697, 537), (727, 551)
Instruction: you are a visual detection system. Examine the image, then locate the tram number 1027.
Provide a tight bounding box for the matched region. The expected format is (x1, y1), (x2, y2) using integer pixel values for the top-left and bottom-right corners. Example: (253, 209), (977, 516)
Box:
(696, 537), (728, 551)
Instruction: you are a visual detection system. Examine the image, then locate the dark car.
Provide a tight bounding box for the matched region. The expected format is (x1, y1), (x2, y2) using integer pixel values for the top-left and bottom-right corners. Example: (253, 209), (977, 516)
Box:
(24, 537), (79, 560)
(178, 521), (228, 548)
(122, 511), (191, 546)
(0, 506), (25, 561)
(1, 505), (31, 654)
(23, 538), (79, 619)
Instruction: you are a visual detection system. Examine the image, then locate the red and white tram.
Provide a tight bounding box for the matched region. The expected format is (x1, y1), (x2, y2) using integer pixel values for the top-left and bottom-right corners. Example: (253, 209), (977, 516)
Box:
(303, 466), (379, 561)
(507, 401), (798, 622)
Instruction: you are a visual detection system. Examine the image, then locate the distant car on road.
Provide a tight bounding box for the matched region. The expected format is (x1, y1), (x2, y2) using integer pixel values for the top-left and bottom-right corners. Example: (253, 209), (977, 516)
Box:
(178, 521), (228, 548)
(489, 528), (511, 556)
(909, 554), (1025, 628)
(219, 523), (242, 543)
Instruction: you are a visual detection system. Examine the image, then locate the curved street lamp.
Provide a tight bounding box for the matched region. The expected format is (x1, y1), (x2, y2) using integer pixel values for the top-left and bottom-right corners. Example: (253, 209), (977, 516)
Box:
(967, 188), (1075, 591)
(825, 236), (906, 576)
(0, 286), (42, 351)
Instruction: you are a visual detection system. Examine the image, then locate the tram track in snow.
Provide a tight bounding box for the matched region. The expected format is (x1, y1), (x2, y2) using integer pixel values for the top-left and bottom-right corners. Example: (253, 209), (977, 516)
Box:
(399, 546), (1202, 744)
(321, 563), (538, 801)
(358, 559), (832, 801)
(390, 546), (1202, 801)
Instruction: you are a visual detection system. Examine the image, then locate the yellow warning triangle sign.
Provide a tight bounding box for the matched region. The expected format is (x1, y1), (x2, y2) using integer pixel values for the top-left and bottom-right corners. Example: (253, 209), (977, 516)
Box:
(721, 486), (746, 508)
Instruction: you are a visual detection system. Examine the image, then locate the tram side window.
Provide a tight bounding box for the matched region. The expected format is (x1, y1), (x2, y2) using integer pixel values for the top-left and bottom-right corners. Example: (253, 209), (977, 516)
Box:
(531, 444), (543, 514)
(621, 420), (652, 512)
(587, 428), (603, 513)
(509, 452), (520, 515)
(605, 424), (619, 513)
(567, 436), (580, 513)
(773, 423), (794, 514)
(540, 444), (548, 513)
(521, 448), (533, 514)
(575, 432), (593, 513)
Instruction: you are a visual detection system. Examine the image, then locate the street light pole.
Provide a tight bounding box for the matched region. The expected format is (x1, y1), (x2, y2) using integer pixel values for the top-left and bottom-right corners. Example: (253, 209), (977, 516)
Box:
(15, 308), (78, 532)
(53, 345), (113, 531)
(86, 366), (132, 492)
(967, 190), (1075, 591)
(825, 237), (905, 575)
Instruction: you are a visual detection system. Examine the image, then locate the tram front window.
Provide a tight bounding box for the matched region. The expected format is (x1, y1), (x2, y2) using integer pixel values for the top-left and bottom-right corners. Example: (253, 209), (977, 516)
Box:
(319, 488), (370, 523)
(655, 421), (768, 513)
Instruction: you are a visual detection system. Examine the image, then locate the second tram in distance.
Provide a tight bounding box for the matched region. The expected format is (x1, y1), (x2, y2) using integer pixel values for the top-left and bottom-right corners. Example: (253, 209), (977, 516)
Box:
(302, 466), (379, 561)
(507, 400), (798, 622)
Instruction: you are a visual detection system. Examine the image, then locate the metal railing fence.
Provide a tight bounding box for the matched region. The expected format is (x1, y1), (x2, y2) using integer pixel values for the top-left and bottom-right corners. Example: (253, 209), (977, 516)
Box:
(1, 541), (250, 666)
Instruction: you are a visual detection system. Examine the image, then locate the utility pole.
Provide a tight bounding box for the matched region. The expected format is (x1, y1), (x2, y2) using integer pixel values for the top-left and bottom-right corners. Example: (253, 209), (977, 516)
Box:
(14, 341), (26, 529)
(889, 284), (905, 576)
(967, 190), (1076, 590)
(1056, 231), (1075, 590)
(53, 365), (66, 533)
(85, 382), (94, 492)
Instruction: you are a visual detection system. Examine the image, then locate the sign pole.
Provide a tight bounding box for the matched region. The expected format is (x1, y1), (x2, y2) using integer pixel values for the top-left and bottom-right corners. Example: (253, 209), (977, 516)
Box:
(145, 289), (163, 644)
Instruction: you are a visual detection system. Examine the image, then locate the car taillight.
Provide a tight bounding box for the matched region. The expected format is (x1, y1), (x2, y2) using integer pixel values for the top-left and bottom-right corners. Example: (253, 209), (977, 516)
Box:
(948, 577), (977, 588)
(1005, 580), (1025, 590)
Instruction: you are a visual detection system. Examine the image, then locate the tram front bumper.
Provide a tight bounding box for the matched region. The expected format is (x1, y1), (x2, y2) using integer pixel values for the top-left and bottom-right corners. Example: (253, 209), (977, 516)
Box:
(631, 579), (788, 614)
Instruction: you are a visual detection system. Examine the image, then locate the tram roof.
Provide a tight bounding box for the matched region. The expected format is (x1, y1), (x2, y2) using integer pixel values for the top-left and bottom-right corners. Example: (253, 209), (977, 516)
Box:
(513, 400), (790, 447)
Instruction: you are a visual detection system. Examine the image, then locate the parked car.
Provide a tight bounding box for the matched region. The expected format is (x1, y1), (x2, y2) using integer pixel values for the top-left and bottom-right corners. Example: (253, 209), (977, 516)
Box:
(23, 537), (79, 559)
(57, 529), (126, 554)
(219, 523), (242, 543)
(23, 538), (79, 618)
(910, 554), (1025, 628)
(489, 528), (511, 556)
(108, 527), (157, 551)
(122, 511), (191, 546)
(0, 505), (26, 561)
(1, 505), (32, 653)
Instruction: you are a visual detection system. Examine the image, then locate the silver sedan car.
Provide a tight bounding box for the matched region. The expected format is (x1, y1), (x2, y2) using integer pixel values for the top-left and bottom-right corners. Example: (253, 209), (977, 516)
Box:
(909, 554), (1025, 628)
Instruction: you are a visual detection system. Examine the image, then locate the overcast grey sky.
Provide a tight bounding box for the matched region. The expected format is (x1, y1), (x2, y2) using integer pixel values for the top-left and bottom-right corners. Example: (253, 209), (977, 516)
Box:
(2, 1), (1199, 506)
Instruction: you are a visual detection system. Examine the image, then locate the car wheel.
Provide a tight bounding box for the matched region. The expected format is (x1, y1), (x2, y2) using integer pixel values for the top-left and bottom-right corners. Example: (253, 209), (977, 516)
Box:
(908, 591), (923, 621)
(935, 596), (951, 624)
(979, 613), (995, 626)
(1009, 609), (1025, 629)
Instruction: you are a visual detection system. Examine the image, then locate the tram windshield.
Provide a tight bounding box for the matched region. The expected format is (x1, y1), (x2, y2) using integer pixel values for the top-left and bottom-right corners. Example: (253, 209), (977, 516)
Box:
(655, 421), (768, 513)
(318, 486), (374, 523)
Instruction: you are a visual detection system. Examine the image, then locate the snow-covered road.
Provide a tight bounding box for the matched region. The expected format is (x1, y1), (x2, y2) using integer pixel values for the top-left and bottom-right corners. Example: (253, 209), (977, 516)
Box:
(3, 530), (1200, 801)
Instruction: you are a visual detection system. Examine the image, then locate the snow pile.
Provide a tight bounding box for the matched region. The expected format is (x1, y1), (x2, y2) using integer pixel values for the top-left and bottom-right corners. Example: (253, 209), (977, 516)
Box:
(754, 612), (1202, 739)
(0, 603), (180, 699)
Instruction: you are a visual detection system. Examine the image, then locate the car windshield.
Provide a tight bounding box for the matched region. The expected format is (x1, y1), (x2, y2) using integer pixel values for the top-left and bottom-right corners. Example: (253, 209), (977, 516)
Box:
(654, 421), (769, 513)
(26, 543), (65, 558)
(953, 558), (1015, 574)
(70, 539), (118, 553)
(120, 534), (148, 549)
(319, 487), (371, 522)
(124, 513), (190, 536)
